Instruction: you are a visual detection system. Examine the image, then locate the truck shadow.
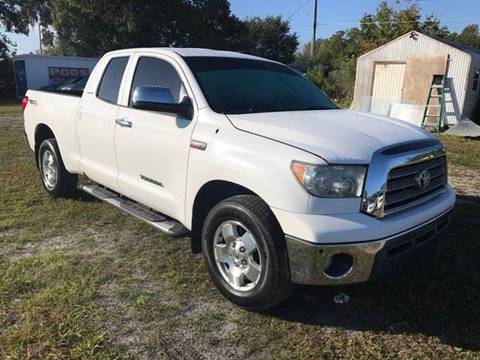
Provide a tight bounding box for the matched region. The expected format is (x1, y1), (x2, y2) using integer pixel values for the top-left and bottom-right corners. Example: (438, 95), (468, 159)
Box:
(270, 197), (480, 351)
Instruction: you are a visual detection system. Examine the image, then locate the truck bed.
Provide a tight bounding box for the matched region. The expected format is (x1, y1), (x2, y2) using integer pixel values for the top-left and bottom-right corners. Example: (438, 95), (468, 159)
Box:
(38, 88), (84, 97)
(23, 89), (83, 173)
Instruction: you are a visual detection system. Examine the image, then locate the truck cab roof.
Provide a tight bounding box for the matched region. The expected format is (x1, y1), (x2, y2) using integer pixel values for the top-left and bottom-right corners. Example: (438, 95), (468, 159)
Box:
(104, 47), (273, 62)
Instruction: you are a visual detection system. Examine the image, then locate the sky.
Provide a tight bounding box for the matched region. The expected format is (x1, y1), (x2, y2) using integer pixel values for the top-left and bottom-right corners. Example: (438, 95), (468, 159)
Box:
(6, 0), (480, 55)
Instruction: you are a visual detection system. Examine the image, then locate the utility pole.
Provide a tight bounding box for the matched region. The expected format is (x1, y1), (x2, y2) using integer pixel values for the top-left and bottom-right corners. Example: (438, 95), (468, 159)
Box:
(310, 0), (318, 62)
(38, 22), (43, 55)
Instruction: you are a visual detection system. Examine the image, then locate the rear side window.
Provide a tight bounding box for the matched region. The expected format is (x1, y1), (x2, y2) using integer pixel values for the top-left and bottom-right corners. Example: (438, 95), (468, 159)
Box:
(97, 57), (129, 104)
(129, 57), (185, 105)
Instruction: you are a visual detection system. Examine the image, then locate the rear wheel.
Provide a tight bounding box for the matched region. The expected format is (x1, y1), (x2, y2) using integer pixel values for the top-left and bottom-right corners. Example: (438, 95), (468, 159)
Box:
(38, 138), (78, 198)
(202, 195), (293, 311)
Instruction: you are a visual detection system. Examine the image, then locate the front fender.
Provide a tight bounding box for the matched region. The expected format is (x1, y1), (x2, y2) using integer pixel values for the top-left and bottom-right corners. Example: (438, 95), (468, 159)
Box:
(184, 110), (322, 228)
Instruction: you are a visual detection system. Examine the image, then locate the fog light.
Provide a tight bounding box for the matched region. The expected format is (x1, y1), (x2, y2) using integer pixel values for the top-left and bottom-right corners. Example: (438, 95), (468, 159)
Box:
(323, 253), (353, 278)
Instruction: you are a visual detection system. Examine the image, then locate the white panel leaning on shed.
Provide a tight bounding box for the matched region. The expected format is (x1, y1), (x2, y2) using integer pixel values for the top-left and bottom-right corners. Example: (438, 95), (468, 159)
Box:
(352, 31), (480, 127)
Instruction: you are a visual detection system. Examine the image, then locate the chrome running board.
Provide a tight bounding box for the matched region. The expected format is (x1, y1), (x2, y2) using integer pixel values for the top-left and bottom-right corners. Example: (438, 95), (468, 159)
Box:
(80, 184), (189, 237)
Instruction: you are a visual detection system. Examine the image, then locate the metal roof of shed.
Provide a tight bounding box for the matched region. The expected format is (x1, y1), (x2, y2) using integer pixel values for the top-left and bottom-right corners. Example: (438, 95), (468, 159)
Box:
(358, 31), (480, 60)
(433, 37), (480, 56)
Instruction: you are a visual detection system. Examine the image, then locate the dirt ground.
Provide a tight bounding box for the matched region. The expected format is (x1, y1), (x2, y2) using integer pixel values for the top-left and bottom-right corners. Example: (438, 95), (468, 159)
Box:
(1, 113), (480, 359)
(449, 165), (480, 199)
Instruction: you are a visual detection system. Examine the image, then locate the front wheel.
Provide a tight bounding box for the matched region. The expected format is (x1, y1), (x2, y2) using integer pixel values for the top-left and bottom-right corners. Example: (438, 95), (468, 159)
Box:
(38, 138), (78, 198)
(202, 195), (293, 311)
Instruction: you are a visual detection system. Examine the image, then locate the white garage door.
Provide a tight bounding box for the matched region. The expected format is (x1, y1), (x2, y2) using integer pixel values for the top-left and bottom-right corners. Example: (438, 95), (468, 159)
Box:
(370, 63), (406, 116)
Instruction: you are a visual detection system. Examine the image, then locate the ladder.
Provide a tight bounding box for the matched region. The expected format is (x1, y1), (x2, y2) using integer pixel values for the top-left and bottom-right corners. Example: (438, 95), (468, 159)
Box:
(421, 75), (446, 133)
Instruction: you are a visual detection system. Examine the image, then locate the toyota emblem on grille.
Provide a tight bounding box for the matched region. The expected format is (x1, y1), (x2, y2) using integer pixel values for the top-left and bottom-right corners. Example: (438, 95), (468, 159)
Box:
(415, 169), (431, 189)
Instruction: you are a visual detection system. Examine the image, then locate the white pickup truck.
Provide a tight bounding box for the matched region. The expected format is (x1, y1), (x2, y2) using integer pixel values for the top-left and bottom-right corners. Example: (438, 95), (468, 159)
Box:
(23, 48), (455, 311)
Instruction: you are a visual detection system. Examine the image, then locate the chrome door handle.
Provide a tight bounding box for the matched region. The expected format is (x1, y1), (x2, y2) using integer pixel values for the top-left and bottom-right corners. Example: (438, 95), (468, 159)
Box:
(115, 118), (132, 128)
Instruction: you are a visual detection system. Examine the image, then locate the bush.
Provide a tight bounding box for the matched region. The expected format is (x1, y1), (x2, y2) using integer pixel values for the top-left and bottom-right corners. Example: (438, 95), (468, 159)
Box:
(0, 35), (16, 100)
(306, 58), (356, 108)
(0, 57), (16, 100)
(471, 96), (480, 125)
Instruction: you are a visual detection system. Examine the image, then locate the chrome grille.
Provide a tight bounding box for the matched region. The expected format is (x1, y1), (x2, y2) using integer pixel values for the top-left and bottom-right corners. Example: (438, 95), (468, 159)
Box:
(384, 156), (447, 214)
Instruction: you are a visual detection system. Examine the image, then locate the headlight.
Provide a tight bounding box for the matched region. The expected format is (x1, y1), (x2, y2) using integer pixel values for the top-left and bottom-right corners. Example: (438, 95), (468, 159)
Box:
(291, 161), (367, 198)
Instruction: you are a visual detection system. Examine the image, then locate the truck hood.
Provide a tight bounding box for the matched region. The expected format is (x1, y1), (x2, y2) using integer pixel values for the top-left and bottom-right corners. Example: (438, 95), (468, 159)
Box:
(227, 110), (433, 163)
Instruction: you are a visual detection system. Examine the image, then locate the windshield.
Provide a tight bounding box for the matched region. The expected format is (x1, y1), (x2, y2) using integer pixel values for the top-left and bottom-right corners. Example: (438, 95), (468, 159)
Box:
(184, 57), (338, 115)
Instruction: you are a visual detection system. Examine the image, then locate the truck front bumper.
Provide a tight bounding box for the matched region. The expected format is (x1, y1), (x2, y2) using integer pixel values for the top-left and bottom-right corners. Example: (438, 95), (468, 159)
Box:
(286, 208), (452, 285)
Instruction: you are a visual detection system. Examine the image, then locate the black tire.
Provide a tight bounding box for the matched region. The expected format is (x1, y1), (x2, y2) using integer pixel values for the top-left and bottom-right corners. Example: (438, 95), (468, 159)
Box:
(37, 138), (78, 198)
(202, 195), (293, 311)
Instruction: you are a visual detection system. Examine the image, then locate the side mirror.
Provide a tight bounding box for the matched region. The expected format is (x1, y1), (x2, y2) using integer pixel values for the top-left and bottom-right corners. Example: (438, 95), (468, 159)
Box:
(131, 85), (193, 120)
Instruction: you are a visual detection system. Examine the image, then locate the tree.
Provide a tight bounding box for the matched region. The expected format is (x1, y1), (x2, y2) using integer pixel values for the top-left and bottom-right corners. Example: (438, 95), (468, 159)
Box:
(298, 1), (457, 106)
(420, 16), (450, 38)
(0, 0), (51, 33)
(0, 33), (15, 99)
(455, 25), (480, 48)
(0, 0), (34, 99)
(300, 31), (357, 104)
(31, 0), (298, 60)
(46, 0), (138, 56)
(0, 1), (51, 60)
(34, 0), (234, 56)
(187, 0), (248, 51)
(353, 2), (449, 53)
(1, 0), (299, 62)
(243, 16), (299, 63)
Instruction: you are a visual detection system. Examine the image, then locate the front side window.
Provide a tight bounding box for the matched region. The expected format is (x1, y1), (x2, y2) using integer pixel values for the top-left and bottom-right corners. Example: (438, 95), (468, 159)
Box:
(97, 57), (129, 104)
(129, 57), (185, 105)
(184, 56), (337, 115)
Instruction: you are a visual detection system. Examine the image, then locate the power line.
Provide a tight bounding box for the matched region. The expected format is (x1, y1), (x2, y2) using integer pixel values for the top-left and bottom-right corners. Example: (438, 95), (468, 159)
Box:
(297, 18), (478, 27)
(287, 0), (311, 21)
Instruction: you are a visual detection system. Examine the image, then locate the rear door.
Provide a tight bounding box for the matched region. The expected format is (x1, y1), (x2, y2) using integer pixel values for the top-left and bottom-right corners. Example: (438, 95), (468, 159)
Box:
(77, 56), (130, 189)
(114, 53), (197, 220)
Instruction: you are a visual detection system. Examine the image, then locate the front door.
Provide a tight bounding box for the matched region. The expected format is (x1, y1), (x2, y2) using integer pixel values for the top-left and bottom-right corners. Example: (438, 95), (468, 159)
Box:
(77, 56), (129, 189)
(114, 55), (196, 221)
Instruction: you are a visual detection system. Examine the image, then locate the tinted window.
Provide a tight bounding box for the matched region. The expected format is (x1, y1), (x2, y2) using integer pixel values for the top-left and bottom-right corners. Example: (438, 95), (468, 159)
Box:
(130, 57), (185, 105)
(97, 57), (129, 103)
(184, 57), (337, 114)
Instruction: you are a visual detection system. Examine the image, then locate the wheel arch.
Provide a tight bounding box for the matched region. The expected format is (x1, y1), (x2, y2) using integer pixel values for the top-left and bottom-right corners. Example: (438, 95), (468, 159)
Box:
(190, 180), (272, 253)
(34, 124), (56, 169)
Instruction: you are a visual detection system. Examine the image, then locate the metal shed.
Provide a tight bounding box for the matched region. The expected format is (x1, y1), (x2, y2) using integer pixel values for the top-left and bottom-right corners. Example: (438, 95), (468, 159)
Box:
(352, 31), (480, 126)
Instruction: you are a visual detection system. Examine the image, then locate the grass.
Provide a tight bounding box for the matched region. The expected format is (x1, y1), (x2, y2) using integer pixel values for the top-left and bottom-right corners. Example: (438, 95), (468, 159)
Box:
(439, 134), (480, 170)
(0, 101), (22, 116)
(0, 254), (118, 359)
(1, 111), (480, 359)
